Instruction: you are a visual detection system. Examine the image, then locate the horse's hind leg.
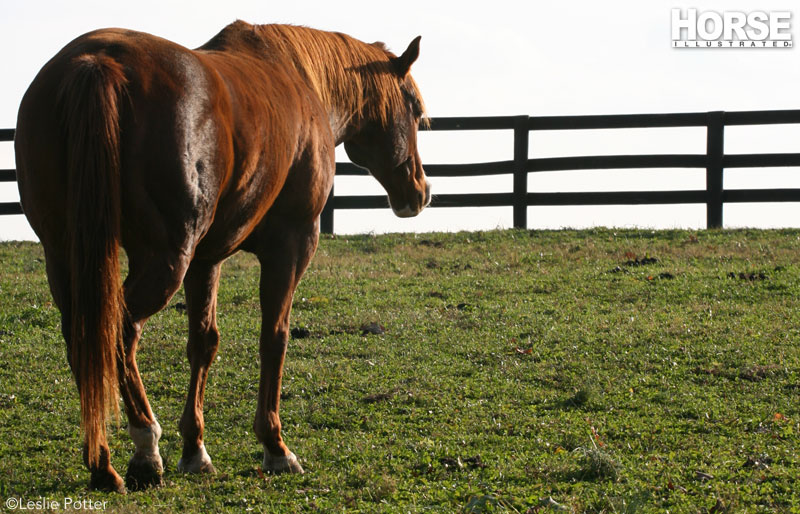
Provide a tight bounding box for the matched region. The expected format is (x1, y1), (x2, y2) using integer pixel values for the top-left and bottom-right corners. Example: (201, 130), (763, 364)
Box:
(40, 250), (126, 492)
(120, 251), (192, 490)
(120, 315), (164, 490)
(177, 259), (222, 474)
(253, 219), (319, 474)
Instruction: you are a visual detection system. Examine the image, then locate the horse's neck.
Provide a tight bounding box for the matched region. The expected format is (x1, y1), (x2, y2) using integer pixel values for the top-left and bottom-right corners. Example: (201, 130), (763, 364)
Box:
(327, 110), (352, 146)
(301, 67), (368, 146)
(327, 107), (363, 146)
(244, 23), (381, 145)
(282, 46), (374, 145)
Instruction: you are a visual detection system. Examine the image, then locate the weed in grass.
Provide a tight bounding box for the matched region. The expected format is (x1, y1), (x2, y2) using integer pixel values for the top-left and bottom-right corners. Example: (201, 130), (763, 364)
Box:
(571, 441), (621, 482)
(464, 494), (524, 513)
(564, 386), (594, 408)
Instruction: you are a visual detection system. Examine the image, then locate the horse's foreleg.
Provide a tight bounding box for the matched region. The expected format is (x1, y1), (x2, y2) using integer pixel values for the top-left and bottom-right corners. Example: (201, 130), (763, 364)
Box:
(177, 260), (222, 474)
(254, 221), (319, 474)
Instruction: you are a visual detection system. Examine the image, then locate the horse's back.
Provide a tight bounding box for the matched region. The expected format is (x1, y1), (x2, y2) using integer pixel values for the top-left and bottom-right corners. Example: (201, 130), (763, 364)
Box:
(16, 26), (333, 262)
(16, 28), (233, 255)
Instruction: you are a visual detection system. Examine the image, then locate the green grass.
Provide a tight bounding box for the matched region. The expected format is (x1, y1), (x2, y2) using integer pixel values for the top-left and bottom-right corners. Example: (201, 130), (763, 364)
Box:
(1, 228), (800, 512)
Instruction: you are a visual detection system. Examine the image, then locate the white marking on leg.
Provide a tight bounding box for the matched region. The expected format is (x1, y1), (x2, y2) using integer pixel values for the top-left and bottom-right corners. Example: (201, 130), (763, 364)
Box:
(129, 419), (162, 459)
(177, 443), (215, 473)
(262, 447), (304, 474)
(128, 419), (163, 473)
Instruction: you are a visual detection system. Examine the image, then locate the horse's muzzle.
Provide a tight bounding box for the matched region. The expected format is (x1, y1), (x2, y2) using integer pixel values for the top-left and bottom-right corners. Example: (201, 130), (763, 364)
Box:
(391, 181), (431, 218)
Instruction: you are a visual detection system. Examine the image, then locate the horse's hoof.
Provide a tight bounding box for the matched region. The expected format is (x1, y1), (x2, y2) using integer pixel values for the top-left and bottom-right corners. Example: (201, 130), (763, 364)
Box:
(89, 468), (126, 493)
(262, 452), (304, 474)
(125, 455), (164, 491)
(177, 444), (216, 474)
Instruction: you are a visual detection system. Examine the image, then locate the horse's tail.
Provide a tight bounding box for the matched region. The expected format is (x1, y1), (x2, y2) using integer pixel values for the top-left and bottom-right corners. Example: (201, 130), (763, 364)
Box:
(58, 53), (128, 467)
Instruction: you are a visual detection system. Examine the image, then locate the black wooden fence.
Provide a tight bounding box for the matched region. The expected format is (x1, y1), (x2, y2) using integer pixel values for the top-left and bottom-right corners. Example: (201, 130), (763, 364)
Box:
(3, 109), (800, 232)
(0, 128), (18, 216)
(321, 110), (800, 233)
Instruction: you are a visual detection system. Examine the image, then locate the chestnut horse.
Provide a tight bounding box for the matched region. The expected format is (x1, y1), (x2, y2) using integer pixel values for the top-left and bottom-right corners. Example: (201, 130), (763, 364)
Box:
(15, 21), (429, 492)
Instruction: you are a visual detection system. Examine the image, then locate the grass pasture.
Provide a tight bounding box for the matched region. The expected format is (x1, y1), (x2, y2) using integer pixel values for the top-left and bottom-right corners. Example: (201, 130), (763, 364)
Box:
(1, 228), (799, 512)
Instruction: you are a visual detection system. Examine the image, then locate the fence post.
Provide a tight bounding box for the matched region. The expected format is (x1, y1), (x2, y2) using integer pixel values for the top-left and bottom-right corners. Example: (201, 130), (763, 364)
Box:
(513, 115), (530, 229)
(320, 183), (334, 234)
(706, 111), (725, 229)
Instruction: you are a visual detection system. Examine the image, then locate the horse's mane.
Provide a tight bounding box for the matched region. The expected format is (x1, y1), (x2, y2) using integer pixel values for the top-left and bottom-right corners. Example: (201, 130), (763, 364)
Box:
(202, 21), (427, 127)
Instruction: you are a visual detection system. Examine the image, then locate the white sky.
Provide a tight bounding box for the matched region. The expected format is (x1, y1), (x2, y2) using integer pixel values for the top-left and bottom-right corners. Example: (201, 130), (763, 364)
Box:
(1, 0), (799, 239)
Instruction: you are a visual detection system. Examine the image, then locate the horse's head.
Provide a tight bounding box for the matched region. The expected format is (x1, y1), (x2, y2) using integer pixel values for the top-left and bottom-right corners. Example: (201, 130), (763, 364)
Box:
(344, 37), (431, 218)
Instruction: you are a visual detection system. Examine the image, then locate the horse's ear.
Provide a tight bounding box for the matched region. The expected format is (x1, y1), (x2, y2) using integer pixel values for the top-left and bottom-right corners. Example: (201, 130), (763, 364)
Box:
(393, 36), (421, 78)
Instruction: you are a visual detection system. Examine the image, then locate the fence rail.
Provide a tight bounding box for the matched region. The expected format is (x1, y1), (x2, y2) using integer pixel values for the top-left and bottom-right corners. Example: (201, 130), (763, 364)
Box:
(321, 109), (800, 232)
(0, 128), (20, 215)
(3, 109), (800, 232)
